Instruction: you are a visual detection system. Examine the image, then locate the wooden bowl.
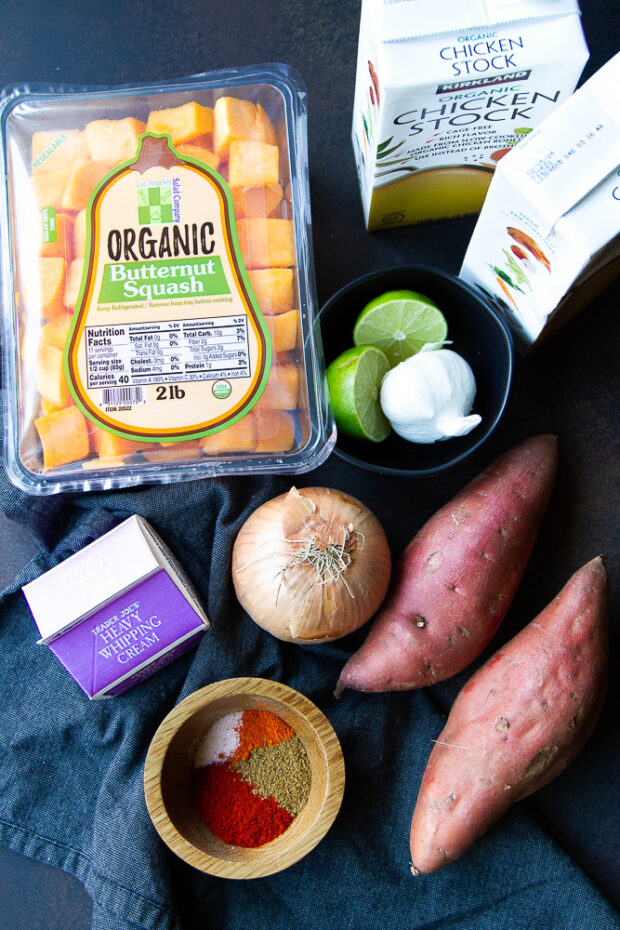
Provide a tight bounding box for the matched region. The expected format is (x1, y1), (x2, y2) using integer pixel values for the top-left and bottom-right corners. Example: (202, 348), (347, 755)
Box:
(144, 677), (345, 879)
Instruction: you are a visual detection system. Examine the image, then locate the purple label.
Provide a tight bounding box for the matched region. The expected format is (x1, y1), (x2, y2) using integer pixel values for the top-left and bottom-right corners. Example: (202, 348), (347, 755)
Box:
(47, 569), (205, 698)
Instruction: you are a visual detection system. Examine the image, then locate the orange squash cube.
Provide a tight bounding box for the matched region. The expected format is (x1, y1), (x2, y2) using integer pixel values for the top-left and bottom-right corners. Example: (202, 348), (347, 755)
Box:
(35, 342), (72, 408)
(255, 104), (278, 146)
(84, 117), (146, 163)
(98, 430), (153, 459)
(29, 169), (72, 209)
(264, 309), (299, 353)
(236, 218), (294, 269)
(39, 211), (73, 261)
(64, 259), (85, 309)
(73, 209), (87, 258)
(142, 440), (202, 462)
(31, 129), (87, 174)
(228, 141), (279, 188)
(254, 410), (296, 453)
(35, 257), (66, 318)
(146, 102), (214, 145)
(176, 143), (220, 170)
(35, 406), (90, 470)
(213, 97), (258, 157)
(39, 398), (64, 416)
(81, 456), (126, 471)
(230, 183), (283, 219)
(248, 268), (294, 314)
(93, 430), (154, 458)
(40, 315), (71, 351)
(62, 159), (114, 211)
(259, 364), (300, 410)
(199, 416), (256, 454)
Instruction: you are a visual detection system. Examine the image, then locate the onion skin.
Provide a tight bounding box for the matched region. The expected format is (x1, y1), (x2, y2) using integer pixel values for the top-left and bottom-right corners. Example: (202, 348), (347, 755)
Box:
(232, 487), (392, 643)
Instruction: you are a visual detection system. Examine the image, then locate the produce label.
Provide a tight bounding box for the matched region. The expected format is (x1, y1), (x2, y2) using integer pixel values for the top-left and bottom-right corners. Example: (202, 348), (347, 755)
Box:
(64, 132), (271, 442)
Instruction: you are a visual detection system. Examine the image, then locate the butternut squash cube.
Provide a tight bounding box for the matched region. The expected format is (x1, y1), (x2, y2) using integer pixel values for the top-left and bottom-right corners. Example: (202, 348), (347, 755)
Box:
(259, 364), (300, 410)
(146, 102), (214, 145)
(73, 209), (87, 258)
(236, 218), (294, 269)
(31, 129), (87, 174)
(143, 440), (202, 462)
(37, 257), (66, 318)
(255, 104), (278, 146)
(230, 182), (283, 219)
(176, 143), (220, 170)
(62, 159), (114, 211)
(228, 141), (279, 188)
(248, 268), (294, 314)
(264, 309), (299, 353)
(84, 117), (146, 163)
(29, 169), (72, 209)
(35, 406), (90, 470)
(64, 259), (85, 310)
(39, 211), (73, 261)
(199, 416), (256, 454)
(39, 398), (64, 416)
(93, 429), (154, 458)
(40, 315), (71, 351)
(254, 410), (296, 453)
(213, 97), (258, 157)
(81, 456), (126, 471)
(35, 343), (72, 408)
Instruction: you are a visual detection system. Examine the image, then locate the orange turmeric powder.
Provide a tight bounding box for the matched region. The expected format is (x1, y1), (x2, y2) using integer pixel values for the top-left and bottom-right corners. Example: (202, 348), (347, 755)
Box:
(231, 709), (293, 762)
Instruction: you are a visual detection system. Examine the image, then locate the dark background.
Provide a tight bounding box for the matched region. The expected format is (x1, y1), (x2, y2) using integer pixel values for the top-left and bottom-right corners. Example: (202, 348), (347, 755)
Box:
(0, 1), (618, 927)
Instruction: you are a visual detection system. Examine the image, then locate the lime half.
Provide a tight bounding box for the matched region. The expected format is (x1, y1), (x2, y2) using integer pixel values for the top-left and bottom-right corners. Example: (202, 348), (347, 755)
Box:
(326, 345), (391, 442)
(353, 289), (448, 365)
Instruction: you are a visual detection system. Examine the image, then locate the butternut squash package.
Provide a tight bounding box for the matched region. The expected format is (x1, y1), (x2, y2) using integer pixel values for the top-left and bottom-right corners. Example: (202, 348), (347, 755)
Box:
(0, 66), (335, 494)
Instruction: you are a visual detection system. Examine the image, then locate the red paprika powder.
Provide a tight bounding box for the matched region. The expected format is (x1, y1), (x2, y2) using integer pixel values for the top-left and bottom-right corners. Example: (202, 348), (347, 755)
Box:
(194, 709), (310, 848)
(195, 762), (292, 847)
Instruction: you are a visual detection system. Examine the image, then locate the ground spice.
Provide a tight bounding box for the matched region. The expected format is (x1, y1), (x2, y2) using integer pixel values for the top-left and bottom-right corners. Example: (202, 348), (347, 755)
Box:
(195, 762), (292, 847)
(194, 711), (242, 766)
(233, 734), (311, 817)
(230, 709), (294, 761)
(194, 708), (311, 848)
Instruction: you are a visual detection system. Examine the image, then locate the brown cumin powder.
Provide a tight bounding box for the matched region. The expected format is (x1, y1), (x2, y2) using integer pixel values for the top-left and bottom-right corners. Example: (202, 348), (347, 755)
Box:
(232, 734), (311, 817)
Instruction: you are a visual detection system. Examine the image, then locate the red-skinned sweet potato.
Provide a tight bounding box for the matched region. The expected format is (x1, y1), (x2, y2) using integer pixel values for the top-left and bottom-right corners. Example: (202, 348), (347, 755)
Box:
(409, 556), (609, 874)
(335, 435), (558, 695)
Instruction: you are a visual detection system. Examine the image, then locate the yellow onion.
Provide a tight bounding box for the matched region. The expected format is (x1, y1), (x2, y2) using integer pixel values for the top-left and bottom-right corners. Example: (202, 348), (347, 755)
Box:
(232, 486), (392, 643)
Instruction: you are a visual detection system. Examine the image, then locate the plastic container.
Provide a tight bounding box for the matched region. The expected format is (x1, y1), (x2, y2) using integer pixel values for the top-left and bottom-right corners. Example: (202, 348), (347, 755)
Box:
(0, 65), (335, 494)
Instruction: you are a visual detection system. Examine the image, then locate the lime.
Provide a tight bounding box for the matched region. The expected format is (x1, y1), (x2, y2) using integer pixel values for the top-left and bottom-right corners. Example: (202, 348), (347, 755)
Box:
(353, 289), (448, 365)
(326, 345), (391, 442)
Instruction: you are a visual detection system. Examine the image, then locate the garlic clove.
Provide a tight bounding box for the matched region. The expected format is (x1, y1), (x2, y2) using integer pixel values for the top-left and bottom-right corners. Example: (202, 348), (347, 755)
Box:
(435, 412), (482, 439)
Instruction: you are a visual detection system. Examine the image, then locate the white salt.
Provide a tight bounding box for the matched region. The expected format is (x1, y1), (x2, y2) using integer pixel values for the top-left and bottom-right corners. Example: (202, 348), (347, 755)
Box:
(194, 711), (242, 767)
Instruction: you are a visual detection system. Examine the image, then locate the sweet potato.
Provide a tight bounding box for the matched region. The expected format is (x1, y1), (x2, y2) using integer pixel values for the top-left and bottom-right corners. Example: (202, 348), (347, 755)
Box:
(409, 556), (609, 874)
(335, 435), (558, 695)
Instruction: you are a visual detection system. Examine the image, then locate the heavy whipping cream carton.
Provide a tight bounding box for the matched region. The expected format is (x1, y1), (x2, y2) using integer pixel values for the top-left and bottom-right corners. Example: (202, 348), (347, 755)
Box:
(460, 52), (620, 352)
(352, 0), (589, 230)
(22, 516), (209, 698)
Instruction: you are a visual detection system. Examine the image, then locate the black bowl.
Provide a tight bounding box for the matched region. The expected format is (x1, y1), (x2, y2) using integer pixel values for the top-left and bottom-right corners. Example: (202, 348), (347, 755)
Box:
(318, 266), (513, 477)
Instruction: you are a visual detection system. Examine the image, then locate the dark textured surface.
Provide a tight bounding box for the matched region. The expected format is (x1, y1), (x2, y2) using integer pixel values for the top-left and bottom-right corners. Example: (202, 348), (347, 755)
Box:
(0, 1), (619, 928)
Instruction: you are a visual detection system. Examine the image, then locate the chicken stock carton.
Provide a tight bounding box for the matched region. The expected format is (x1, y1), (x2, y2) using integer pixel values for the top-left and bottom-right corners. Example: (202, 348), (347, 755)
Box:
(460, 51), (620, 352)
(352, 0), (589, 230)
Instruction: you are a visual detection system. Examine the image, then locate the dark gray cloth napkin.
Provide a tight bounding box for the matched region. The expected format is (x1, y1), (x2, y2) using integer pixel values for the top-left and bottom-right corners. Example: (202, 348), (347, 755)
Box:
(1, 412), (618, 930)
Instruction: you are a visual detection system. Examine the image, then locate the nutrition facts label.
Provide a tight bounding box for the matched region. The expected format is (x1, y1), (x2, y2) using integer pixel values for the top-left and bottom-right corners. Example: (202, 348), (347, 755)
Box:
(85, 315), (251, 392)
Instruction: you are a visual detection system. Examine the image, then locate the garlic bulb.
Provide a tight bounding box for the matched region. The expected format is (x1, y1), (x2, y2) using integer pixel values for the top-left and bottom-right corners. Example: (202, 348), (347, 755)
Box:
(380, 346), (482, 444)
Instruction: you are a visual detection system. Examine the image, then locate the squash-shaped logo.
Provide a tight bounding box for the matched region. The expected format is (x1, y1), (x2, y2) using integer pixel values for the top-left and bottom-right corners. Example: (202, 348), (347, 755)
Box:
(64, 133), (271, 442)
